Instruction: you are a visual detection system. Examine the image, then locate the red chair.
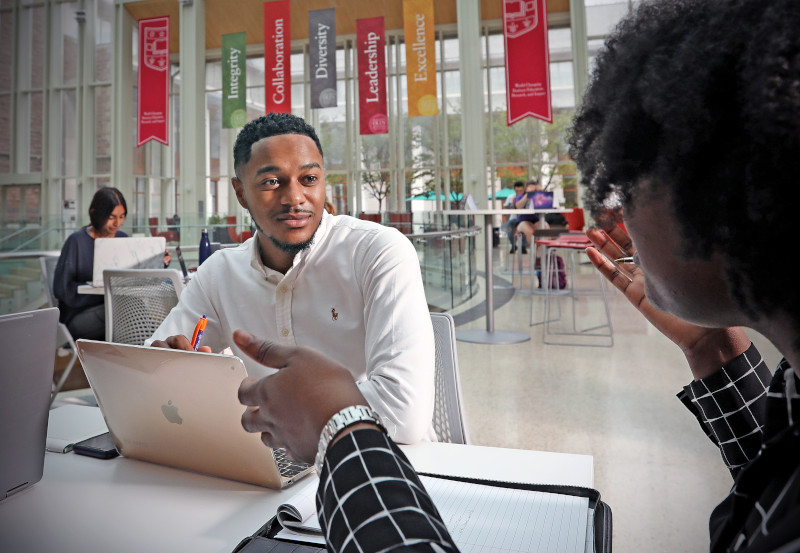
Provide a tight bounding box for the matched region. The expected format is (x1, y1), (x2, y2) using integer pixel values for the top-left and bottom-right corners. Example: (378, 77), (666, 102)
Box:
(148, 217), (178, 243)
(563, 208), (585, 232)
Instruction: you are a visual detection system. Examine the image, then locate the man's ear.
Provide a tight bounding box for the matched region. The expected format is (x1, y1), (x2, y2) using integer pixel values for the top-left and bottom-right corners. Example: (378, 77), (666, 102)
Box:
(231, 177), (247, 210)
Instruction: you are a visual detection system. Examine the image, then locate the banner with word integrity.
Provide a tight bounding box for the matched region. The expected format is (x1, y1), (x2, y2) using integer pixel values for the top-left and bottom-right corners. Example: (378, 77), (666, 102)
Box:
(357, 17), (388, 135)
(309, 8), (337, 109)
(403, 0), (438, 117)
(137, 16), (170, 146)
(222, 32), (247, 128)
(502, 0), (552, 124)
(264, 0), (291, 114)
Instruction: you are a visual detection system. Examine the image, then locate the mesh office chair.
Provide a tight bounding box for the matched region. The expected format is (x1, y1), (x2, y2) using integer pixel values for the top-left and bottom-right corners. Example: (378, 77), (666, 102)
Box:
(430, 312), (469, 444)
(103, 269), (184, 345)
(39, 256), (79, 405)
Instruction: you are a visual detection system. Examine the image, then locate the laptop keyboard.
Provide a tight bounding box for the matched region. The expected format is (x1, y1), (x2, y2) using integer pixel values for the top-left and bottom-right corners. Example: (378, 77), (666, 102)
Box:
(274, 448), (312, 478)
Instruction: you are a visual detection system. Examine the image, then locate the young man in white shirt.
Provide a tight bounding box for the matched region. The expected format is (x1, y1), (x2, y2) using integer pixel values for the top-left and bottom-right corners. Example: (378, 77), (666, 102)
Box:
(148, 113), (435, 444)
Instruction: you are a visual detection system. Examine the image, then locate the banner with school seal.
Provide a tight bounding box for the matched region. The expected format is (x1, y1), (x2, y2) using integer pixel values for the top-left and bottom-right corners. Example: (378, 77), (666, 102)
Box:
(222, 32), (247, 128)
(356, 17), (388, 135)
(502, 0), (552, 124)
(402, 0), (438, 117)
(137, 16), (170, 146)
(264, 0), (291, 114)
(309, 8), (337, 109)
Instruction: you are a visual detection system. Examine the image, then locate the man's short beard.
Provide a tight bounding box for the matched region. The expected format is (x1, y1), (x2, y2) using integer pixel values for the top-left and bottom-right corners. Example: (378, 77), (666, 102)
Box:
(250, 217), (317, 256)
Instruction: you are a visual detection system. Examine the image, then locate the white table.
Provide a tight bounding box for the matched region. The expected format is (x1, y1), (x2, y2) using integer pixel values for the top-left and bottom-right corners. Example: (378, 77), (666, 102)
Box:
(0, 429), (592, 553)
(441, 209), (571, 344)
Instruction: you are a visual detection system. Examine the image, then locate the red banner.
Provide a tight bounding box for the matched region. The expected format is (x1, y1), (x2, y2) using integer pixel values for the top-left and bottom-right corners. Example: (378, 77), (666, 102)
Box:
(356, 17), (388, 135)
(137, 16), (170, 146)
(264, 0), (291, 114)
(503, 0), (552, 124)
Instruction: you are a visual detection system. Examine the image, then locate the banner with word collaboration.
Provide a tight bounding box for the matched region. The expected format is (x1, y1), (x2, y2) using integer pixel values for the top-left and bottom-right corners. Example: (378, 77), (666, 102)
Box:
(403, 0), (437, 117)
(502, 0), (552, 124)
(357, 17), (388, 135)
(222, 32), (247, 128)
(309, 8), (337, 109)
(137, 16), (170, 146)
(264, 0), (291, 114)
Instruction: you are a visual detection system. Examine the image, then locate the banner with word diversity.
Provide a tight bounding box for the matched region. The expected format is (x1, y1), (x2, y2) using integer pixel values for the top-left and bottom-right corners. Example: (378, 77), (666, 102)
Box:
(402, 0), (437, 117)
(356, 17), (388, 135)
(309, 8), (337, 109)
(222, 32), (247, 128)
(264, 0), (291, 114)
(137, 16), (170, 146)
(502, 0), (552, 124)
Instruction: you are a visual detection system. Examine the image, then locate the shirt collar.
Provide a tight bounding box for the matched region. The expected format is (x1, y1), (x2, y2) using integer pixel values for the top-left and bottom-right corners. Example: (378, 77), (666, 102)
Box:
(248, 210), (332, 278)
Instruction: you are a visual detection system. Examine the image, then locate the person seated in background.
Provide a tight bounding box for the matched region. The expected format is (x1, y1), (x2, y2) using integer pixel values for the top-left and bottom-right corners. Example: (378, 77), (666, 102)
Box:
(148, 112), (435, 445)
(53, 187), (171, 341)
(232, 1), (799, 552)
(502, 180), (528, 253)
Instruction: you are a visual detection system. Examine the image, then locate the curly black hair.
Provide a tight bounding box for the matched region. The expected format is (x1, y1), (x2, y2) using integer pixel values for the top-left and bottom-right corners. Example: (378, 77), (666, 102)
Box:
(569, 0), (800, 319)
(233, 112), (324, 177)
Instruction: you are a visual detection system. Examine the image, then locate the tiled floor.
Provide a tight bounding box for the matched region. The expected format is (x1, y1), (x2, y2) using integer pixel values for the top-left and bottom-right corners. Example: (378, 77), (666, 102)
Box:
(448, 246), (782, 553)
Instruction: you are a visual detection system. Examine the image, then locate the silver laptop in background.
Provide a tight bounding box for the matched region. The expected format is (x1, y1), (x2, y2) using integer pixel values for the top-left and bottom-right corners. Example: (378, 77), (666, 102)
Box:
(91, 236), (166, 287)
(0, 308), (58, 501)
(74, 339), (313, 489)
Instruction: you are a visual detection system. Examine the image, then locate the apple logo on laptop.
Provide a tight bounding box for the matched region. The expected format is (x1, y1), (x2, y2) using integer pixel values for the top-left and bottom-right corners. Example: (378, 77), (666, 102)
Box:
(161, 400), (183, 424)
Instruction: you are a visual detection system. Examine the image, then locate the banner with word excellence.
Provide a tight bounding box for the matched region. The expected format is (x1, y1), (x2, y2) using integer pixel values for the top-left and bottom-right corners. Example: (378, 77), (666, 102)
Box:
(502, 0), (552, 124)
(403, 0), (438, 117)
(264, 0), (291, 114)
(137, 16), (170, 146)
(357, 17), (388, 135)
(222, 32), (247, 128)
(309, 8), (337, 109)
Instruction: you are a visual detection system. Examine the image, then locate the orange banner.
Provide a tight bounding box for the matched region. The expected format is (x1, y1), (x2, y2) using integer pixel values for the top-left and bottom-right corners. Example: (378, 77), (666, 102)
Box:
(402, 0), (437, 117)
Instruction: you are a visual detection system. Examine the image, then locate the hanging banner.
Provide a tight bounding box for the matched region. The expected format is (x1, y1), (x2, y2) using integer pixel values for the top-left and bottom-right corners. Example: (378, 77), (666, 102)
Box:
(137, 16), (170, 146)
(356, 17), (388, 135)
(222, 32), (247, 128)
(264, 0), (291, 114)
(502, 0), (552, 124)
(308, 8), (337, 109)
(402, 0), (438, 117)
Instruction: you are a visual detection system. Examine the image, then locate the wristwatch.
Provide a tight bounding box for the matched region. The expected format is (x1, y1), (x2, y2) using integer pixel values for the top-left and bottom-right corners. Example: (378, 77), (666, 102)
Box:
(315, 405), (385, 474)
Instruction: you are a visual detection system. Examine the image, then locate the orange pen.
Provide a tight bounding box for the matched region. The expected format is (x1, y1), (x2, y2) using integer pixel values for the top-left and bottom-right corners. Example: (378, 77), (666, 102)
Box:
(191, 315), (207, 351)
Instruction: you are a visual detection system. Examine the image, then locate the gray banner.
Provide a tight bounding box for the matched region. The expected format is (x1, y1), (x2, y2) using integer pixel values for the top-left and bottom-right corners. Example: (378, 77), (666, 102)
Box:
(309, 8), (337, 109)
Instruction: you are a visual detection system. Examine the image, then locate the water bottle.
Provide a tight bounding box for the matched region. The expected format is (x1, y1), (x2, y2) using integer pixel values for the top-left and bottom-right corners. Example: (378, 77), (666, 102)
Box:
(198, 228), (211, 265)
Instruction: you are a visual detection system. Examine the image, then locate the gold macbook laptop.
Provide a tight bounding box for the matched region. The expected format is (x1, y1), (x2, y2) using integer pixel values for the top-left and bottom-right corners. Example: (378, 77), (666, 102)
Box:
(74, 339), (313, 489)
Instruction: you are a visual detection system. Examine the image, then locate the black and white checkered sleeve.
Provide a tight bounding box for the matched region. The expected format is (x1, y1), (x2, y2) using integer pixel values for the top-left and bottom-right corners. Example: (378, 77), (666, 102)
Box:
(316, 429), (459, 553)
(677, 343), (773, 473)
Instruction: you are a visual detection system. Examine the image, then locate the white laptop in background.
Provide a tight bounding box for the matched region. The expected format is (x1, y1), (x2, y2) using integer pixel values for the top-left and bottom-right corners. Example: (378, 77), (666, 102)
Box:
(91, 236), (166, 287)
(74, 339), (314, 489)
(0, 308), (58, 501)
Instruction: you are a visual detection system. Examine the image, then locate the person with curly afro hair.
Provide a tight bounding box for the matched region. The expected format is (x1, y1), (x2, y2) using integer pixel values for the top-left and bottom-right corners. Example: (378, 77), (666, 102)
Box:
(574, 0), (800, 551)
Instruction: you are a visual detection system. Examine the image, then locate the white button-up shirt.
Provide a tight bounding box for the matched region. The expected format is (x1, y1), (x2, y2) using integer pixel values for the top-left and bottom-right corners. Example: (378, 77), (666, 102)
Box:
(147, 213), (435, 443)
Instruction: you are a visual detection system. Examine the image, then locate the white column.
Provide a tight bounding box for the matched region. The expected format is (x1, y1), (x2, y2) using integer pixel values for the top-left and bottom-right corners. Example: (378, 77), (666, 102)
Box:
(112, 4), (134, 203)
(570, 0), (590, 107)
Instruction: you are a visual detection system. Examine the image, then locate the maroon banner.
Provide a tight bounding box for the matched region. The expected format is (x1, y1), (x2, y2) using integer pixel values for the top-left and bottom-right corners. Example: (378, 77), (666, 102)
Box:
(503, 0), (552, 124)
(264, 0), (291, 114)
(356, 17), (388, 135)
(137, 16), (170, 146)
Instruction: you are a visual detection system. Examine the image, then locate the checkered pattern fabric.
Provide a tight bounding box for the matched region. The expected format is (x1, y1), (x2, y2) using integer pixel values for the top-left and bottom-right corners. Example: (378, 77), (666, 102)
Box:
(316, 429), (458, 553)
(678, 343), (800, 552)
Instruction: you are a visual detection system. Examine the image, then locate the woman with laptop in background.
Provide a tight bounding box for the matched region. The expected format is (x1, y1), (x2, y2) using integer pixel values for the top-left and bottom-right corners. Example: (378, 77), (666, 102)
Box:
(53, 187), (170, 340)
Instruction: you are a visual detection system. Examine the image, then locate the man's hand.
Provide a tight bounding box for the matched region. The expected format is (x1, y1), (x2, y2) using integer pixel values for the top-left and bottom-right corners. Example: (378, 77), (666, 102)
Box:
(150, 334), (212, 353)
(585, 225), (749, 379)
(235, 329), (369, 463)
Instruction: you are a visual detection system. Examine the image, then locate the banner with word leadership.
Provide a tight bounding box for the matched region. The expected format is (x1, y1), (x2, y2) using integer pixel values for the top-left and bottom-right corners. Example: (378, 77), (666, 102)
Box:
(137, 16), (170, 146)
(222, 32), (247, 128)
(309, 8), (337, 109)
(502, 0), (552, 124)
(264, 0), (291, 114)
(357, 17), (388, 135)
(403, 0), (437, 117)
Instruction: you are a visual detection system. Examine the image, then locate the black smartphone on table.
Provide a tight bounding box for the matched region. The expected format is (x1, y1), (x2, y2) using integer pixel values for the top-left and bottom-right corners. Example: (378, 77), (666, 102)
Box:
(73, 432), (119, 459)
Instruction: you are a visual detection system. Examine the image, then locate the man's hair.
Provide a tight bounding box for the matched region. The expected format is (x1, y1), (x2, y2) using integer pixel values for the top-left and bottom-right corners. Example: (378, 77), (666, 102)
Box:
(233, 113), (324, 177)
(88, 187), (127, 231)
(525, 178), (538, 186)
(513, 181), (525, 188)
(569, 0), (800, 318)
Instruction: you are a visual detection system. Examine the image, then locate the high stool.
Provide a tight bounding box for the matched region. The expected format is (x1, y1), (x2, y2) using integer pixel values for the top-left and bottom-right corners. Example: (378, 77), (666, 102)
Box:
(503, 231), (533, 291)
(530, 234), (614, 347)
